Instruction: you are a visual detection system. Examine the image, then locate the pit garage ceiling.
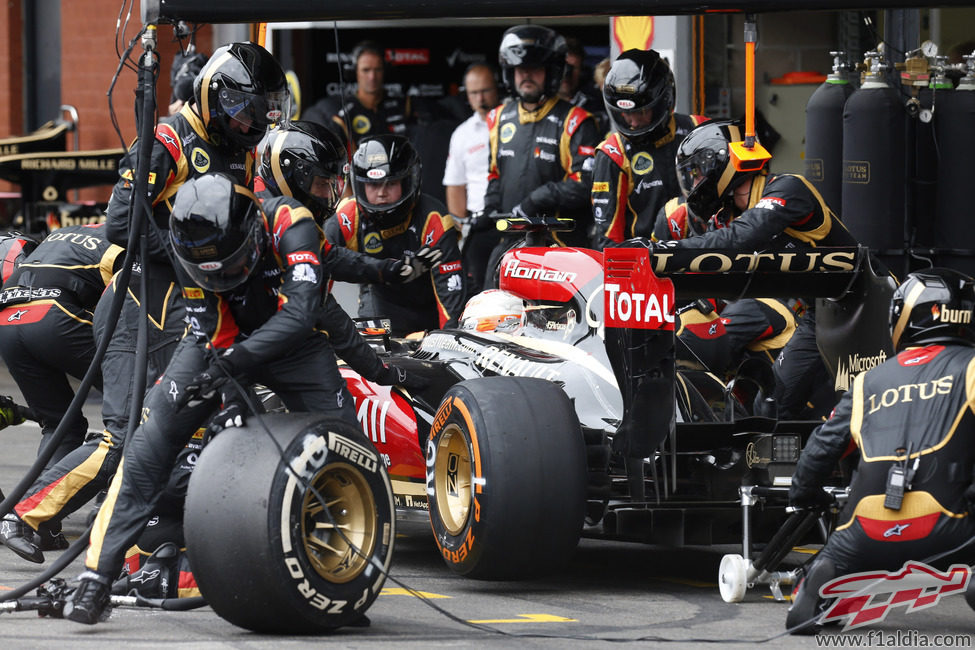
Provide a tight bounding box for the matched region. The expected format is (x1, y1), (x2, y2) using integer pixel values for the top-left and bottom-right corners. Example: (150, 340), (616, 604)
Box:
(142, 0), (970, 23)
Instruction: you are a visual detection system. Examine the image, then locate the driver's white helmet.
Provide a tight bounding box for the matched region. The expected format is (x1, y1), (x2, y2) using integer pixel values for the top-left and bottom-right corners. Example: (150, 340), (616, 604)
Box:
(460, 290), (526, 334)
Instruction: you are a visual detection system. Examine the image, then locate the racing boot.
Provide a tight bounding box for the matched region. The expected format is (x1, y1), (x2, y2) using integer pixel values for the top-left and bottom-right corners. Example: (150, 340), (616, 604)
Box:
(113, 542), (180, 598)
(786, 555), (838, 635)
(0, 513), (43, 563)
(64, 571), (113, 624)
(37, 521), (69, 552)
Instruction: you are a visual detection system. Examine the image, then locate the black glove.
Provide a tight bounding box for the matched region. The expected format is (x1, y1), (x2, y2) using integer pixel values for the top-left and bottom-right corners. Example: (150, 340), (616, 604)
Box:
(203, 402), (246, 445)
(509, 197), (537, 221)
(375, 364), (429, 390)
(789, 485), (834, 510)
(183, 347), (250, 406)
(399, 246), (444, 282)
(381, 258), (407, 283)
(0, 395), (26, 429)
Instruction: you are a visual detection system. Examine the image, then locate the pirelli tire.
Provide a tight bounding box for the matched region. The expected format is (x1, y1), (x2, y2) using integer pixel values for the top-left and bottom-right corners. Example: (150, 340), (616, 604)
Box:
(426, 376), (587, 580)
(184, 413), (395, 633)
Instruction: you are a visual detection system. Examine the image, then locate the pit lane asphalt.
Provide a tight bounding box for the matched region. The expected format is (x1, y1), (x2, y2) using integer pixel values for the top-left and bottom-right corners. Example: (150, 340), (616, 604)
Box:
(1, 365), (973, 646)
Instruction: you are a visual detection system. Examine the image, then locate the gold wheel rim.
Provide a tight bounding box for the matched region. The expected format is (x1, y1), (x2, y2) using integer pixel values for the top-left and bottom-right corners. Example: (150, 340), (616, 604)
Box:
(434, 423), (473, 536)
(300, 462), (377, 584)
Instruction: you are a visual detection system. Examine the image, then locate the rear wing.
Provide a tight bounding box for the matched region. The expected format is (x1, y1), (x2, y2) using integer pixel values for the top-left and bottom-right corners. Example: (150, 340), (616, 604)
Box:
(637, 246), (866, 300)
(602, 245), (894, 459)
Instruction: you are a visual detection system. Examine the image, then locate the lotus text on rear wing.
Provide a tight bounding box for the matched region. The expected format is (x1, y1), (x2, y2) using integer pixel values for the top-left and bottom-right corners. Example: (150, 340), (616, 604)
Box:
(648, 248), (857, 274)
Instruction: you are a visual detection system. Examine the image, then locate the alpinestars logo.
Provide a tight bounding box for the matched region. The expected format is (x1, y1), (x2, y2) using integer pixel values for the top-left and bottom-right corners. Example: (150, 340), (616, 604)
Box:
(883, 523), (910, 537)
(834, 350), (888, 392)
(819, 561), (971, 630)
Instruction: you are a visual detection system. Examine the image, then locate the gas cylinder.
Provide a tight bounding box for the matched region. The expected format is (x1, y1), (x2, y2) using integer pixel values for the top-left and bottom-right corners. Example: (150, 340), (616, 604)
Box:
(804, 51), (855, 211)
(933, 53), (975, 276)
(841, 51), (908, 272)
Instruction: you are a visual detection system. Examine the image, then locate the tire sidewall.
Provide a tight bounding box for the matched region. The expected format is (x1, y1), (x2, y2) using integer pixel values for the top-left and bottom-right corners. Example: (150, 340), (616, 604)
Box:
(266, 418), (395, 630)
(425, 388), (487, 573)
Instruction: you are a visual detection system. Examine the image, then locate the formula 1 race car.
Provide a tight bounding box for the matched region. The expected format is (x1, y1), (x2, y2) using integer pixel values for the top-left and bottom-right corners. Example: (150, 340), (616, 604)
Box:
(338, 216), (894, 581)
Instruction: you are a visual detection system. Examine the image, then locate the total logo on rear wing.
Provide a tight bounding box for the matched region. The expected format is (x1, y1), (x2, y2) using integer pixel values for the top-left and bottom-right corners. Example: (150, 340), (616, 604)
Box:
(603, 248), (675, 330)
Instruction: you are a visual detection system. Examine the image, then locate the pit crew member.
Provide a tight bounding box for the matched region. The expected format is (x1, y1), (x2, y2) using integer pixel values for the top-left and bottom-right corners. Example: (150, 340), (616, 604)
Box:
(325, 134), (465, 337)
(2, 43), (290, 565)
(64, 172), (355, 624)
(787, 268), (975, 634)
(636, 118), (860, 419)
(590, 49), (706, 250)
(480, 24), (598, 285)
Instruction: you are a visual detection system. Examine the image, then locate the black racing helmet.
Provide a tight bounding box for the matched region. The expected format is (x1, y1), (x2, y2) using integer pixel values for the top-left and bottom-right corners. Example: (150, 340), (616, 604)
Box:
(675, 119), (757, 219)
(603, 49), (675, 143)
(350, 134), (421, 230)
(0, 232), (38, 284)
(170, 173), (266, 292)
(498, 24), (567, 100)
(890, 268), (975, 351)
(258, 121), (347, 222)
(193, 42), (290, 150)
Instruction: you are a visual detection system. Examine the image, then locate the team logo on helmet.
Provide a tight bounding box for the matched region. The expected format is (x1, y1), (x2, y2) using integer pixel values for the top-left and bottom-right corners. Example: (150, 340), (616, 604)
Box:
(500, 122), (517, 144)
(199, 261), (223, 271)
(352, 115), (371, 135)
(615, 99), (636, 109)
(191, 148), (211, 173)
(366, 169), (387, 180)
(266, 108), (283, 121)
(632, 152), (655, 175)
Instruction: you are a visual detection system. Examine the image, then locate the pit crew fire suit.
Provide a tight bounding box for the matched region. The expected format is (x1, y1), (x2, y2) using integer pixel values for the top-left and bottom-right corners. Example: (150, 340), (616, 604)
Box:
(254, 180), (409, 382)
(591, 114), (705, 250)
(325, 194), (465, 336)
(663, 173), (860, 419)
(12, 105), (252, 541)
(677, 298), (798, 377)
(481, 95), (598, 280)
(0, 224), (124, 463)
(790, 342), (975, 577)
(84, 194), (354, 578)
(102, 102), (254, 442)
(305, 92), (411, 151)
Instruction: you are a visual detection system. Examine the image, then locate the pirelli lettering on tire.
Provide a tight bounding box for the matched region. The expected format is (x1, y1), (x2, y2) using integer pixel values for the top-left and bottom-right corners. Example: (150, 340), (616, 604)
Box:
(431, 396), (454, 436)
(328, 431), (379, 472)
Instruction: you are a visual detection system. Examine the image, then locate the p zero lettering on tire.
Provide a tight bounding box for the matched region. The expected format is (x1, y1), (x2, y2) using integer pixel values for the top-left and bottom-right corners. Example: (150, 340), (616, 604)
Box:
(426, 376), (586, 580)
(184, 413), (395, 633)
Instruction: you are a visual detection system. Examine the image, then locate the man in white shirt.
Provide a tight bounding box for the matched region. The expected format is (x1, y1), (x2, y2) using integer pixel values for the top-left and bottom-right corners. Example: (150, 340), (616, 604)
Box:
(442, 63), (499, 294)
